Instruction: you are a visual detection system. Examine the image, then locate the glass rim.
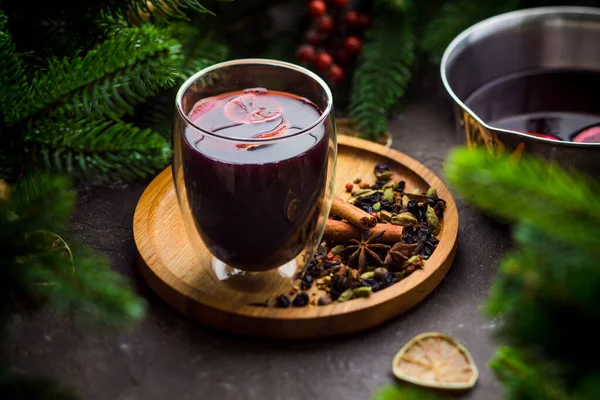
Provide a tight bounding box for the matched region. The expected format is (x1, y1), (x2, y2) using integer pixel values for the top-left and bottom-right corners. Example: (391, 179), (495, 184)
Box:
(175, 58), (334, 143)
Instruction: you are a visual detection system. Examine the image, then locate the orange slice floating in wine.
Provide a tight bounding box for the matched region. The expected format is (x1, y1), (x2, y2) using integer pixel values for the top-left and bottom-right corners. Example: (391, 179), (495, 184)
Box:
(572, 125), (600, 143)
(236, 119), (288, 150)
(392, 332), (479, 391)
(189, 97), (218, 122)
(224, 93), (283, 124)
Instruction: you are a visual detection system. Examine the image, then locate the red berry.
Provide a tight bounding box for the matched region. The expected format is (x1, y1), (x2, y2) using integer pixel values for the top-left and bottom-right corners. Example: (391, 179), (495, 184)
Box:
(305, 30), (322, 46)
(334, 0), (349, 7)
(345, 183), (353, 192)
(343, 36), (362, 55)
(296, 44), (315, 62)
(359, 14), (372, 29)
(370, 212), (378, 218)
(308, 0), (327, 17)
(328, 64), (344, 84)
(326, 253), (335, 261)
(315, 52), (333, 71)
(344, 10), (360, 27)
(317, 15), (333, 32)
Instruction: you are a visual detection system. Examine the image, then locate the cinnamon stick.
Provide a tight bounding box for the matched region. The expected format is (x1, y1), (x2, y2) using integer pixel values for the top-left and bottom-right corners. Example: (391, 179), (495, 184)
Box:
(330, 196), (377, 229)
(323, 220), (404, 244)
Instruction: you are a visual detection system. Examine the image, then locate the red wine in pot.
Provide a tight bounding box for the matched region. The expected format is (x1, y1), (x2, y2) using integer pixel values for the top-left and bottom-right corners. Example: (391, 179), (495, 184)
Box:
(181, 89), (330, 271)
(465, 69), (600, 142)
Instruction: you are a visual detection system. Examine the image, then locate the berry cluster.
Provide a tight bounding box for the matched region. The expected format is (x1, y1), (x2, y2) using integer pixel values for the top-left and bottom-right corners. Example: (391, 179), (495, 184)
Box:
(297, 0), (371, 86)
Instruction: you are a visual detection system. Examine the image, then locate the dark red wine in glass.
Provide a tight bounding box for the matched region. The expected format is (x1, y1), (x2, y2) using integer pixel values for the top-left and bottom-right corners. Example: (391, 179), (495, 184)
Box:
(181, 88), (330, 272)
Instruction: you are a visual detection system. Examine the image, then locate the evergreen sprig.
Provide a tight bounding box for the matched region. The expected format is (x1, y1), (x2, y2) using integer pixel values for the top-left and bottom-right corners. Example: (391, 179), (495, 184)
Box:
(443, 148), (600, 255)
(0, 174), (144, 329)
(10, 25), (181, 125)
(26, 119), (170, 182)
(0, 16), (180, 182)
(349, 4), (415, 140)
(101, 0), (215, 21)
(0, 12), (27, 123)
(444, 147), (600, 400)
(421, 0), (520, 62)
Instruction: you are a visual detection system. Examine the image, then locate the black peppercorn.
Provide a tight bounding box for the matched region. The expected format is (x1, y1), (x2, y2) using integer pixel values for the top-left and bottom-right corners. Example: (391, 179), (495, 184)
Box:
(276, 295), (291, 308)
(292, 292), (310, 307)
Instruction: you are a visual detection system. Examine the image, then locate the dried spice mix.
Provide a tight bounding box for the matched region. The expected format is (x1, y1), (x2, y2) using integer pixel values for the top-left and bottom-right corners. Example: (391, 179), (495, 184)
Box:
(251, 164), (446, 308)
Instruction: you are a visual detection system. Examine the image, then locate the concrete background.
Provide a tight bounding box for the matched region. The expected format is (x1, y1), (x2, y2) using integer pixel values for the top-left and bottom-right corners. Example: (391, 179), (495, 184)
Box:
(7, 69), (512, 400)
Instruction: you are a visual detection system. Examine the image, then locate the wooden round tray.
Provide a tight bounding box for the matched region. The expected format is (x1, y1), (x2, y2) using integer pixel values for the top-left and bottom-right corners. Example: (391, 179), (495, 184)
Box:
(133, 135), (458, 340)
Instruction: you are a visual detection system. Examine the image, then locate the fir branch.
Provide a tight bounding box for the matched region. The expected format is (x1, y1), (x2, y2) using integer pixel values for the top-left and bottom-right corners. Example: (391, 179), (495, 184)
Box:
(489, 347), (570, 400)
(25, 247), (145, 330)
(26, 118), (171, 182)
(9, 173), (75, 233)
(0, 174), (144, 329)
(443, 147), (600, 255)
(349, 6), (415, 140)
(0, 12), (28, 125)
(12, 25), (181, 125)
(483, 225), (600, 369)
(421, 0), (520, 62)
(101, 0), (215, 21)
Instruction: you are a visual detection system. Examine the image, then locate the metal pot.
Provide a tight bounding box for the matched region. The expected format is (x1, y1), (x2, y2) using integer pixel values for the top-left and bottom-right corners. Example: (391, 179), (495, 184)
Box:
(441, 6), (600, 174)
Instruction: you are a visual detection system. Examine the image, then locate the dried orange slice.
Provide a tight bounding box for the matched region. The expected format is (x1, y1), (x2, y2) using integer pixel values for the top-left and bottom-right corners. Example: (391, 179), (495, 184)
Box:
(392, 332), (478, 391)
(223, 93), (283, 124)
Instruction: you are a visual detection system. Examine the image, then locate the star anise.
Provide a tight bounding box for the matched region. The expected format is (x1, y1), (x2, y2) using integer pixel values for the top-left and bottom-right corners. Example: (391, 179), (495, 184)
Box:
(341, 231), (390, 273)
(385, 242), (418, 270)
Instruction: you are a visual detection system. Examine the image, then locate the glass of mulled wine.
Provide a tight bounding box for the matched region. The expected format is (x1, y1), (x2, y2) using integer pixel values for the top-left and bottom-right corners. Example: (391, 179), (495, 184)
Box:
(173, 59), (337, 275)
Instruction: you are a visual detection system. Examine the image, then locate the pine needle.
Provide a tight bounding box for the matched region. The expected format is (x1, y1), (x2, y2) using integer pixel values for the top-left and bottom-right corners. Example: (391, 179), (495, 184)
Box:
(489, 347), (570, 400)
(1, 175), (144, 330)
(11, 25), (181, 125)
(444, 147), (600, 254)
(349, 6), (415, 140)
(26, 118), (171, 182)
(101, 0), (215, 21)
(0, 12), (28, 125)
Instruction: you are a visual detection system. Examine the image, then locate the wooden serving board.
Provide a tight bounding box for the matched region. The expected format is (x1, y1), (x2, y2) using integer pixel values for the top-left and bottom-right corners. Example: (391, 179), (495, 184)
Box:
(133, 135), (458, 340)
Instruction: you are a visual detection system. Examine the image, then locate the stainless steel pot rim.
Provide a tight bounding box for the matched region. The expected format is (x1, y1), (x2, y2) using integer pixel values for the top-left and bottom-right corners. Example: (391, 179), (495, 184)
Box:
(440, 6), (600, 148)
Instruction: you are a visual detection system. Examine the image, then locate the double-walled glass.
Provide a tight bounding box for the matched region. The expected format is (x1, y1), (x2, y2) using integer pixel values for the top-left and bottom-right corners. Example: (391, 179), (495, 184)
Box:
(173, 59), (337, 276)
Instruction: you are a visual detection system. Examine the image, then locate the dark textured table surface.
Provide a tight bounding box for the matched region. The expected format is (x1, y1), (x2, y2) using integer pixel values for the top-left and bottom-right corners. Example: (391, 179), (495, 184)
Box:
(7, 70), (511, 400)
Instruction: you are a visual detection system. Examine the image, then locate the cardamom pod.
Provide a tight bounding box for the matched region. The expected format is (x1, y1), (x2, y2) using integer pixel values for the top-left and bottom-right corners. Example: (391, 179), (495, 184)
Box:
(391, 212), (418, 226)
(330, 245), (345, 255)
(382, 181), (396, 190)
(375, 170), (394, 181)
(353, 189), (376, 198)
(383, 188), (394, 203)
(427, 187), (438, 198)
(361, 271), (375, 280)
(411, 188), (421, 195)
(378, 210), (393, 222)
(352, 287), (373, 298)
(426, 205), (441, 235)
(338, 289), (354, 302)
(395, 271), (406, 280)
(372, 202), (382, 211)
(402, 195), (409, 207)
